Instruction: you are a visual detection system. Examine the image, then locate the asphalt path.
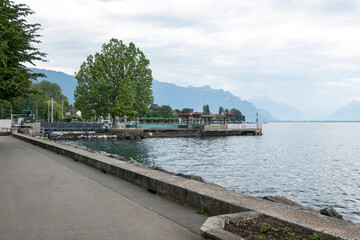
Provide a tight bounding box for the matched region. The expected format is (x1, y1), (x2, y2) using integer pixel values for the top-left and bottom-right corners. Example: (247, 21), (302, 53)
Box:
(0, 136), (207, 240)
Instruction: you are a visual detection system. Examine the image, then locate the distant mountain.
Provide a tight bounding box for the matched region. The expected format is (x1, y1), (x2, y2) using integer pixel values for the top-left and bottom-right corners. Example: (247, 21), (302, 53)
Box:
(152, 81), (272, 122)
(327, 100), (360, 121)
(30, 68), (273, 122)
(257, 109), (278, 122)
(30, 68), (77, 104)
(248, 96), (304, 121)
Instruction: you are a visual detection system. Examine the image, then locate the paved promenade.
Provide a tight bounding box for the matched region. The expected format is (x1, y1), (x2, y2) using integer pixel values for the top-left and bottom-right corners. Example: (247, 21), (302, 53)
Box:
(0, 136), (207, 240)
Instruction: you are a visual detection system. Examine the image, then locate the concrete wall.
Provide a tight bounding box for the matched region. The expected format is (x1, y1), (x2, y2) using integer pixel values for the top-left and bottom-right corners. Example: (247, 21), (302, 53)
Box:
(12, 133), (360, 240)
(0, 119), (11, 128)
(202, 125), (228, 131)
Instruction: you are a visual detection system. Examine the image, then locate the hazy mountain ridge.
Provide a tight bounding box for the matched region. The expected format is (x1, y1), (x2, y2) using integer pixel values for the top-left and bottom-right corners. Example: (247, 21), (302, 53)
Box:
(248, 96), (304, 121)
(30, 68), (77, 104)
(248, 95), (360, 121)
(327, 100), (360, 121)
(31, 68), (359, 121)
(30, 68), (272, 122)
(152, 80), (272, 122)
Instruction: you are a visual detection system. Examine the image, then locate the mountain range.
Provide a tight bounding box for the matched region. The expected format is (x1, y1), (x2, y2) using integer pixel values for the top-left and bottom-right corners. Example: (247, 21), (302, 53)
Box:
(30, 68), (77, 104)
(30, 68), (360, 121)
(248, 96), (304, 121)
(327, 100), (360, 121)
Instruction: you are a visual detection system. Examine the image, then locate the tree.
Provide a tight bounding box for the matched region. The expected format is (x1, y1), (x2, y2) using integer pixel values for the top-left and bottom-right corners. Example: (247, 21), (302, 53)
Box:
(203, 104), (210, 115)
(74, 38), (153, 124)
(33, 80), (69, 106)
(31, 80), (69, 121)
(219, 106), (224, 115)
(158, 105), (173, 118)
(0, 0), (46, 101)
(149, 104), (160, 111)
(0, 80), (68, 121)
(181, 108), (193, 114)
(230, 108), (245, 121)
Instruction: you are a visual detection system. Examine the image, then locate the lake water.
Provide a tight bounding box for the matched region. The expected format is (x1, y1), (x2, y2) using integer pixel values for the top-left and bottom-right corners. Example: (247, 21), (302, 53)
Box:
(61, 122), (360, 223)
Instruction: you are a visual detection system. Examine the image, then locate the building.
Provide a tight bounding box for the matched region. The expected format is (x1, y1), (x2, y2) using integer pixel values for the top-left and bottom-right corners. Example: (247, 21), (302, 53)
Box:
(65, 105), (82, 117)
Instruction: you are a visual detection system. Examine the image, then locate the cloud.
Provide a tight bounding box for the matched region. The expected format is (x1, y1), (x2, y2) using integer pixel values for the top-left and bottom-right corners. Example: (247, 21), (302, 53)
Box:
(17, 0), (360, 112)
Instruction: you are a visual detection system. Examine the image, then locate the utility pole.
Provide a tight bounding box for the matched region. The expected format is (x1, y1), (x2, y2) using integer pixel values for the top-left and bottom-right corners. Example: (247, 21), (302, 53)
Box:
(51, 98), (54, 123)
(36, 101), (38, 122)
(61, 99), (63, 122)
(48, 101), (50, 122)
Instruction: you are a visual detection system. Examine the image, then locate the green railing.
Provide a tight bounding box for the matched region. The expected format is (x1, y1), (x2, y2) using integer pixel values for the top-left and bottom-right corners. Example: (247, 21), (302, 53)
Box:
(126, 124), (188, 129)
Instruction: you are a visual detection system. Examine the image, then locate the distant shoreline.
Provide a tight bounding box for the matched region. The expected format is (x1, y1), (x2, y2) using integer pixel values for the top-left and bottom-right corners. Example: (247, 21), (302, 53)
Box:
(265, 120), (360, 123)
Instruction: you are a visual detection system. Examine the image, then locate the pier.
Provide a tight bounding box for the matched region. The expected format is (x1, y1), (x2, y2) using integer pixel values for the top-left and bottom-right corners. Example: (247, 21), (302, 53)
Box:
(38, 122), (262, 140)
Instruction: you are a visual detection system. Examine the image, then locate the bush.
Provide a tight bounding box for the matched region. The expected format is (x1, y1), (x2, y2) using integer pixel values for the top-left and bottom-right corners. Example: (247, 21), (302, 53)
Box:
(64, 115), (82, 122)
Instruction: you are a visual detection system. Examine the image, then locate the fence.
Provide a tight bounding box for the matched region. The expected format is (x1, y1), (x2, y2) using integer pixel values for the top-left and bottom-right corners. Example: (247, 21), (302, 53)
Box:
(126, 124), (188, 129)
(227, 123), (262, 130)
(0, 128), (11, 136)
(40, 122), (107, 132)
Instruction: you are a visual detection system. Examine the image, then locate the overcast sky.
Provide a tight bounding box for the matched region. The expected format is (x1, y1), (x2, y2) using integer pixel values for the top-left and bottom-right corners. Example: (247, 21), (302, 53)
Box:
(19, 0), (360, 112)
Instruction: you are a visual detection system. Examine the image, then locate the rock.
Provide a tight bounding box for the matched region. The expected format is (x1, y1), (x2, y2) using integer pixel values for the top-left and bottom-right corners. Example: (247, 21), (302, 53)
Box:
(263, 196), (304, 208)
(151, 166), (172, 174)
(175, 173), (206, 183)
(108, 154), (126, 161)
(126, 158), (145, 168)
(150, 166), (206, 183)
(319, 207), (344, 220)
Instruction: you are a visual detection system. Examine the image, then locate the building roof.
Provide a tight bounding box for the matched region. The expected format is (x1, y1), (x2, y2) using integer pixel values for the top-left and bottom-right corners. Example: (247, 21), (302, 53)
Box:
(66, 105), (79, 116)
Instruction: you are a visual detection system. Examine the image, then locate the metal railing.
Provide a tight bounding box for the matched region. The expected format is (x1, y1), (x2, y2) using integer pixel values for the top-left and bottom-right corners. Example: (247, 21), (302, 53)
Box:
(40, 122), (107, 132)
(227, 123), (262, 130)
(0, 128), (12, 136)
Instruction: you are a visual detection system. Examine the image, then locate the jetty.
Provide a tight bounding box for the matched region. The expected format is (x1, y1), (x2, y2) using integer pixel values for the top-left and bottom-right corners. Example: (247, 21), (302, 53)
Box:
(17, 112), (263, 140)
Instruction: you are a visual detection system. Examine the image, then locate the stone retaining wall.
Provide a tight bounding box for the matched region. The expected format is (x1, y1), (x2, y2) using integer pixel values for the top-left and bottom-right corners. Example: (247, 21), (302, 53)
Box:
(12, 133), (360, 240)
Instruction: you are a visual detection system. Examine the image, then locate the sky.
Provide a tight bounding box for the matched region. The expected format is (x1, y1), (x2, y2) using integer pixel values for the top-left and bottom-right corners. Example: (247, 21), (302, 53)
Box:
(18, 0), (360, 114)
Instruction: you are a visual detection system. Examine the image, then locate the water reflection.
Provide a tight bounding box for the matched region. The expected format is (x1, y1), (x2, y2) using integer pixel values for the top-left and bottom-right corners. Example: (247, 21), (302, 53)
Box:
(64, 139), (155, 166)
(61, 122), (360, 223)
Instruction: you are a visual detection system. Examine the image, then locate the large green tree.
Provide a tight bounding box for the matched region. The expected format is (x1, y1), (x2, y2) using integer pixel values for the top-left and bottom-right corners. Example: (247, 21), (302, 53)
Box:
(0, 0), (46, 101)
(75, 38), (153, 124)
(230, 108), (245, 121)
(0, 80), (68, 122)
(31, 80), (69, 121)
(158, 105), (173, 118)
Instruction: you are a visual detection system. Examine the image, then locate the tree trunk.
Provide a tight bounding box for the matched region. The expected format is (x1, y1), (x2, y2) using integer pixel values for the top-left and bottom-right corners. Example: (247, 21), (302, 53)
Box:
(112, 115), (116, 126)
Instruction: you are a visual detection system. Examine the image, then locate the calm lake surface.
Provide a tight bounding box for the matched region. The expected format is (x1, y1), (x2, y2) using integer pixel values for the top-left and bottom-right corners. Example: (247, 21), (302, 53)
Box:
(61, 122), (360, 223)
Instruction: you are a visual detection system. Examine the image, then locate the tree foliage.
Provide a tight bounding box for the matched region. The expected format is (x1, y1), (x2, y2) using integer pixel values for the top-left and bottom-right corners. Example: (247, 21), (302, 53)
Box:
(181, 108), (193, 114)
(31, 80), (69, 121)
(74, 38), (153, 124)
(230, 108), (245, 121)
(219, 106), (224, 115)
(203, 104), (210, 115)
(0, 80), (68, 122)
(146, 104), (177, 118)
(0, 0), (46, 101)
(158, 105), (174, 118)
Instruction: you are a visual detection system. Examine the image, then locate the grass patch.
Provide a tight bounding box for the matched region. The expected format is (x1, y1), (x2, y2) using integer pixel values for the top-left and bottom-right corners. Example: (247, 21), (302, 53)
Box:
(224, 215), (347, 240)
(197, 206), (210, 215)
